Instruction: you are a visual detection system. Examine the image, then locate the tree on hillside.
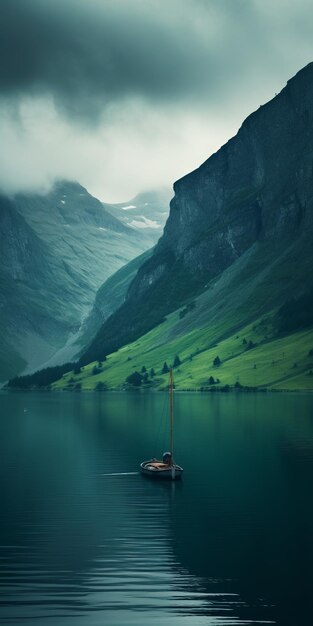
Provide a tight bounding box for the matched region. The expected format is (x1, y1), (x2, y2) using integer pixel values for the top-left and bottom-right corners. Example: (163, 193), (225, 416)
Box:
(213, 356), (221, 367)
(95, 381), (107, 392)
(173, 355), (181, 368)
(208, 376), (215, 385)
(162, 362), (170, 374)
(126, 371), (143, 387)
(150, 368), (155, 378)
(7, 362), (74, 389)
(246, 340), (256, 350)
(141, 366), (147, 373)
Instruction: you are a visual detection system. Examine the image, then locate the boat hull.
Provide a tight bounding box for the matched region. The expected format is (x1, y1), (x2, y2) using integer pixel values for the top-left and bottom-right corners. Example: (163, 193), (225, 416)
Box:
(140, 460), (183, 480)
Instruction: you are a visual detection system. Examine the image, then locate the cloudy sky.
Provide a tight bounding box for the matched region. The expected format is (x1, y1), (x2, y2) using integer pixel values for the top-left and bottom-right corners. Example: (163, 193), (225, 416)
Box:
(1, 0), (313, 202)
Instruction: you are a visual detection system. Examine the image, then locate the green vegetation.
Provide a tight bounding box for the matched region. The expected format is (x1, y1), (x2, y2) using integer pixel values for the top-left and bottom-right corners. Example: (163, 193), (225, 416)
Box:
(126, 371), (143, 387)
(94, 381), (107, 392)
(173, 355), (181, 368)
(10, 231), (313, 393)
(80, 247), (205, 365)
(50, 309), (313, 391)
(8, 362), (74, 389)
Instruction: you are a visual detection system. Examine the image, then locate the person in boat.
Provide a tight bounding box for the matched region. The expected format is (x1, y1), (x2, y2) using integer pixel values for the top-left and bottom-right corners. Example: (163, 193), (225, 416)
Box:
(162, 452), (172, 467)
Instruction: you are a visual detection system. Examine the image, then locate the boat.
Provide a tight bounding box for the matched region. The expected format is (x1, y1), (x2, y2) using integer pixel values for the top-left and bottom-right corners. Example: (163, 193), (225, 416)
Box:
(140, 368), (183, 480)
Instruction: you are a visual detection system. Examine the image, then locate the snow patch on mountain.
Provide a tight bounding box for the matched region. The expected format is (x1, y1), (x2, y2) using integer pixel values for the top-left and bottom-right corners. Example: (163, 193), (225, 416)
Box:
(130, 217), (161, 229)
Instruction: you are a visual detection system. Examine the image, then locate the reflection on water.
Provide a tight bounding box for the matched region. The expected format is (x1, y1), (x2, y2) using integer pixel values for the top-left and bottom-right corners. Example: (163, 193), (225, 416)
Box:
(0, 391), (313, 625)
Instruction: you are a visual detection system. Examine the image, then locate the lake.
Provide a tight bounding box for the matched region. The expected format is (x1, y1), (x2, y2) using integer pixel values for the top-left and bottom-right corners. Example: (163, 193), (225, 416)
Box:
(0, 391), (313, 625)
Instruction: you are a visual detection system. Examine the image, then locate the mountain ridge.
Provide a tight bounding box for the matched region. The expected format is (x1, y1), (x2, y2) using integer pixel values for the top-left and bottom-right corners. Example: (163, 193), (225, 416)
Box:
(1, 182), (169, 380)
(81, 62), (313, 368)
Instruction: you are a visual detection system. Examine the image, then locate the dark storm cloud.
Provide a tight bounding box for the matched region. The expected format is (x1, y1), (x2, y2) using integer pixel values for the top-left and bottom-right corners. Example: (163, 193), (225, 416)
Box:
(0, 0), (256, 117)
(1, 0), (313, 200)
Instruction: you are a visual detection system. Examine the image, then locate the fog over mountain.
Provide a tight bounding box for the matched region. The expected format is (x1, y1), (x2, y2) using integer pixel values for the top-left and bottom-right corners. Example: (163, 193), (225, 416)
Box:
(1, 0), (313, 201)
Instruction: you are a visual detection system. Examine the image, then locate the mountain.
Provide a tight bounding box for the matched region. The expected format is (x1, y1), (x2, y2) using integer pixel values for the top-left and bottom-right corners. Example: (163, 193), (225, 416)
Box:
(75, 63), (313, 390)
(73, 249), (154, 357)
(103, 189), (172, 244)
(0, 195), (78, 380)
(1, 182), (168, 380)
(14, 181), (151, 297)
(41, 249), (154, 368)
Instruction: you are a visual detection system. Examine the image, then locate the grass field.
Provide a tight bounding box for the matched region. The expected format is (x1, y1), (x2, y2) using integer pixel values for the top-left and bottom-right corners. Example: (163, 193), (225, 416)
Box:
(53, 309), (313, 392)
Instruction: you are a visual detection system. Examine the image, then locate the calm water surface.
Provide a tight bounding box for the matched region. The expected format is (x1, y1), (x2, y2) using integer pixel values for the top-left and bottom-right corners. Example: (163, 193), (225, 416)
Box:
(0, 391), (313, 625)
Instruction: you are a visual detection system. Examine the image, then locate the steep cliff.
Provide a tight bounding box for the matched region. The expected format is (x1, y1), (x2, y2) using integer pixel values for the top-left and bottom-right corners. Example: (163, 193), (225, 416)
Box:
(131, 62), (313, 293)
(82, 62), (313, 365)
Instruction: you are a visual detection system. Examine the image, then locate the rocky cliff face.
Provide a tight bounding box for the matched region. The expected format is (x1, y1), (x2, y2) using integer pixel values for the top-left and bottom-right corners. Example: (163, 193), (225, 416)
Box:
(82, 62), (313, 364)
(131, 62), (313, 295)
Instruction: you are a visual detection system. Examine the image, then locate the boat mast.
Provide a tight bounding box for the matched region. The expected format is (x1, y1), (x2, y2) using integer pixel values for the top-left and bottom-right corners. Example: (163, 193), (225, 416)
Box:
(170, 368), (173, 456)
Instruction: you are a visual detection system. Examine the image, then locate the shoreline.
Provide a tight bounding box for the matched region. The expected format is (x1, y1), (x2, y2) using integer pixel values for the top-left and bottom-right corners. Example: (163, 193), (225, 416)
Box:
(2, 386), (313, 395)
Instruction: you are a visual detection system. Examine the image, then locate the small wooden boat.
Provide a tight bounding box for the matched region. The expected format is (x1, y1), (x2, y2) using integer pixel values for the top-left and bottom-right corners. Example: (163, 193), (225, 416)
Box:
(140, 456), (183, 480)
(140, 369), (183, 480)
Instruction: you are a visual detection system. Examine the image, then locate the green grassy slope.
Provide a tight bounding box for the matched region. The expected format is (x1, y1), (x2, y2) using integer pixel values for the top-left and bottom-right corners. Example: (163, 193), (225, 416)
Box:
(53, 313), (313, 392)
(53, 236), (313, 392)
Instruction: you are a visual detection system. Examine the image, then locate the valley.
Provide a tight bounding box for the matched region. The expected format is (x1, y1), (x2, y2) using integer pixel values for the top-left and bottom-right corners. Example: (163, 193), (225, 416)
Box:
(0, 183), (170, 380)
(5, 63), (313, 392)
